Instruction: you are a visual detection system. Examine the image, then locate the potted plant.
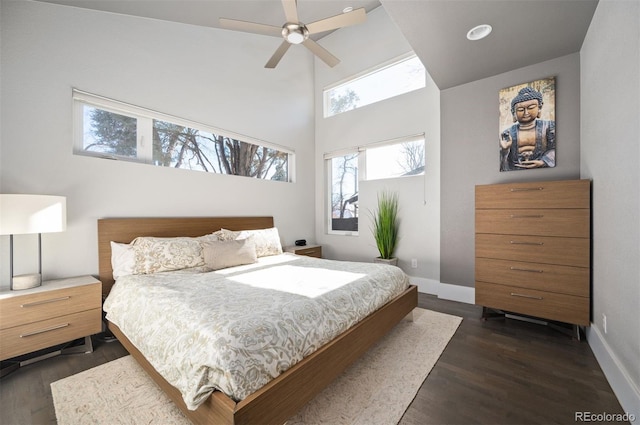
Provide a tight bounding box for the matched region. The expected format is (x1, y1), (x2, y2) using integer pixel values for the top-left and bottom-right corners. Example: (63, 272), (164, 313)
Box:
(371, 190), (399, 266)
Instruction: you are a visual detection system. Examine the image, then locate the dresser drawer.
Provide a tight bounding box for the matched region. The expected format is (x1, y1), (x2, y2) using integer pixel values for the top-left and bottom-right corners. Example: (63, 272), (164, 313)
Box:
(475, 258), (589, 297)
(0, 282), (101, 330)
(476, 234), (590, 267)
(476, 208), (590, 238)
(0, 308), (102, 360)
(476, 282), (589, 326)
(476, 179), (590, 209)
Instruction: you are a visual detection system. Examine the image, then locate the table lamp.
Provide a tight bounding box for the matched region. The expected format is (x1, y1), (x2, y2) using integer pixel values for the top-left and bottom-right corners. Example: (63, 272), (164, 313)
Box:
(0, 194), (67, 290)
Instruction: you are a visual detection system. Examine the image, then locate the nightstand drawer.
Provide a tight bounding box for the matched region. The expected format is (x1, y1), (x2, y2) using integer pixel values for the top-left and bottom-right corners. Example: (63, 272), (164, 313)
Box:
(0, 308), (102, 360)
(294, 247), (322, 257)
(285, 245), (322, 258)
(0, 282), (101, 330)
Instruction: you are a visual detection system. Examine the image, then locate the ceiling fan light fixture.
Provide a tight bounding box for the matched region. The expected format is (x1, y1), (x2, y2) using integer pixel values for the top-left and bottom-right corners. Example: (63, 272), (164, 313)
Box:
(282, 23), (308, 44)
(467, 24), (492, 41)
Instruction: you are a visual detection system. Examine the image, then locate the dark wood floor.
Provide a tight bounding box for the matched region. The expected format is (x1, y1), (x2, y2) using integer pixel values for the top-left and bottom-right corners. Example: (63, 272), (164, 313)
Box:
(0, 294), (626, 425)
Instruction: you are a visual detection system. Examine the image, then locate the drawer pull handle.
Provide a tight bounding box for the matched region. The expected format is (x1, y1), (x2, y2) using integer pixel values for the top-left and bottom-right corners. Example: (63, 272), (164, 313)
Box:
(20, 323), (69, 337)
(510, 214), (544, 219)
(510, 293), (543, 300)
(510, 187), (543, 192)
(21, 296), (71, 307)
(510, 267), (543, 273)
(509, 241), (544, 246)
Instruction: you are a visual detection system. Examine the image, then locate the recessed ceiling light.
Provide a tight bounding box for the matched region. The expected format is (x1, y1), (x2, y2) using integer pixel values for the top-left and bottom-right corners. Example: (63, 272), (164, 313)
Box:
(467, 24), (492, 41)
(343, 6), (354, 13)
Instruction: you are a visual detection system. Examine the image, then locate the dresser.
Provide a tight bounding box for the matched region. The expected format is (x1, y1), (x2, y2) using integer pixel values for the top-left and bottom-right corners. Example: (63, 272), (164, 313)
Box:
(0, 276), (102, 361)
(284, 244), (322, 258)
(475, 179), (591, 327)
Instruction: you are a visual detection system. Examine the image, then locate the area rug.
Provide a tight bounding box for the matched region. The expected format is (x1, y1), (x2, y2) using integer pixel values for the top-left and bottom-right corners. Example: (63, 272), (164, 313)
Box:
(51, 308), (461, 425)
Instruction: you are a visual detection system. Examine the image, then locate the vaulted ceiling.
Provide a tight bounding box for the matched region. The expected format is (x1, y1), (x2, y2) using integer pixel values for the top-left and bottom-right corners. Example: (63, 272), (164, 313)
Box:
(36, 0), (598, 89)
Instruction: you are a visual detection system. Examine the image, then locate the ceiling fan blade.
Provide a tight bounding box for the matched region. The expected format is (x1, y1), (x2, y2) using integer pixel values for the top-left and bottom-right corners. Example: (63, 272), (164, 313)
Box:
(302, 39), (340, 68)
(306, 8), (366, 34)
(281, 0), (299, 23)
(219, 18), (283, 37)
(265, 40), (292, 68)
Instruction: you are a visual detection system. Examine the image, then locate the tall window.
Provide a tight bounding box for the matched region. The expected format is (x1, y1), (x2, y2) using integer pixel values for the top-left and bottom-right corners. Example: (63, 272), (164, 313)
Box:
(323, 54), (426, 117)
(326, 152), (359, 234)
(74, 90), (292, 182)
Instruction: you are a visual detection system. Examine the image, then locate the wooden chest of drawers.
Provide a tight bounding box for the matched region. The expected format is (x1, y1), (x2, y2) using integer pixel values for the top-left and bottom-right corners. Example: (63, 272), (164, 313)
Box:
(475, 179), (591, 326)
(0, 276), (102, 361)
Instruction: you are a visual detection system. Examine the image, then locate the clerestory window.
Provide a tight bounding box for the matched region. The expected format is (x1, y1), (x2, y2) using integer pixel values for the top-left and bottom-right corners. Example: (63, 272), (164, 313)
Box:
(323, 54), (426, 117)
(73, 90), (293, 182)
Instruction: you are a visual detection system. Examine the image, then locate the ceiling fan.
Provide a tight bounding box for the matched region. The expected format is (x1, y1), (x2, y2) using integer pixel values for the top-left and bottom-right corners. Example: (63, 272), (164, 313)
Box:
(219, 0), (366, 69)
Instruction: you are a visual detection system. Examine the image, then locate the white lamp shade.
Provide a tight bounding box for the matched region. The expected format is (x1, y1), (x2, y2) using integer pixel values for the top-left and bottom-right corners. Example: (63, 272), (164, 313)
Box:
(0, 194), (67, 235)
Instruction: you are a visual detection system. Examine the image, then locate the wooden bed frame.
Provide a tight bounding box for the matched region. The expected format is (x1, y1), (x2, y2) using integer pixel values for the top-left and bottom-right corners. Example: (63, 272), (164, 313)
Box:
(98, 217), (418, 425)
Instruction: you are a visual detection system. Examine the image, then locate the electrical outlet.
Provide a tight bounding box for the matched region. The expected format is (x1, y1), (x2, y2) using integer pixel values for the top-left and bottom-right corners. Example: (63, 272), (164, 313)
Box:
(411, 258), (418, 268)
(602, 313), (607, 334)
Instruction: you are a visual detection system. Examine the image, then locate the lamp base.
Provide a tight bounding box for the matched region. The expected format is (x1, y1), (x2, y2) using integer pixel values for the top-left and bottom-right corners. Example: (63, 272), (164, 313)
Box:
(12, 273), (42, 291)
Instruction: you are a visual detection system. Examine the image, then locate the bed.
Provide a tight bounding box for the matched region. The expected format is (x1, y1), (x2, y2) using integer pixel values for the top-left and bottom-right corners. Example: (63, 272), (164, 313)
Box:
(98, 216), (418, 425)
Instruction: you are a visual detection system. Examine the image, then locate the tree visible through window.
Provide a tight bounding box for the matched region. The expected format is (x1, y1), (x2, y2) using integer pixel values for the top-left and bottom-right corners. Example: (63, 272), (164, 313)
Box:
(152, 120), (288, 180)
(84, 107), (137, 159)
(329, 153), (359, 233)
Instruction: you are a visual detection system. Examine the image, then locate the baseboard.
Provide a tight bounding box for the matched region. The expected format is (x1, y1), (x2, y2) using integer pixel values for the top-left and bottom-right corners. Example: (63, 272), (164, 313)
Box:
(409, 277), (475, 305)
(586, 325), (640, 423)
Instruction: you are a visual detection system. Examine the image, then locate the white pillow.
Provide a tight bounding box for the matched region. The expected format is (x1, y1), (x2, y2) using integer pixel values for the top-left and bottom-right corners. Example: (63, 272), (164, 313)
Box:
(202, 237), (258, 270)
(216, 227), (283, 257)
(110, 241), (135, 279)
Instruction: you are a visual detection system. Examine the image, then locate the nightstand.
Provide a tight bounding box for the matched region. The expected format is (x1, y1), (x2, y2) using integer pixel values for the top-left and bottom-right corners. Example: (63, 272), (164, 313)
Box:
(0, 276), (102, 368)
(285, 244), (322, 258)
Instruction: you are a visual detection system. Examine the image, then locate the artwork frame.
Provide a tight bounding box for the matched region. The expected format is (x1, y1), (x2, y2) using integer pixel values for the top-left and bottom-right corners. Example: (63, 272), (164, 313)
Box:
(499, 77), (556, 172)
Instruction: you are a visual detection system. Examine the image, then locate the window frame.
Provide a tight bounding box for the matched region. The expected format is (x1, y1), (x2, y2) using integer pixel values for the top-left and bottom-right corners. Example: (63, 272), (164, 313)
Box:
(72, 89), (295, 182)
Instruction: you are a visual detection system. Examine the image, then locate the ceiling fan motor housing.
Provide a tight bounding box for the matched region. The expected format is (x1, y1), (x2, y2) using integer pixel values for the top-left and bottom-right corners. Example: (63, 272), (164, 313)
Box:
(282, 23), (308, 44)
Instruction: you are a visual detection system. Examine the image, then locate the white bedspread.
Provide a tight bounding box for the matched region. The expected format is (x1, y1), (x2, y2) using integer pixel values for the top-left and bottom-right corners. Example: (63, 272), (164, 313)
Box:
(103, 254), (409, 410)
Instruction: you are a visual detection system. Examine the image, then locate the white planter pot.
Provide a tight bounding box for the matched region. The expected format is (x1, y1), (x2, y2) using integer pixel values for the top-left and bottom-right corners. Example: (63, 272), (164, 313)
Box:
(374, 257), (398, 266)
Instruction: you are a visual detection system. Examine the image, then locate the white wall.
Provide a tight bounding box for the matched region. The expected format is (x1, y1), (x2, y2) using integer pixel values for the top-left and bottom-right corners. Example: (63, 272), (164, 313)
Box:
(580, 0), (640, 417)
(0, 0), (316, 286)
(313, 6), (441, 291)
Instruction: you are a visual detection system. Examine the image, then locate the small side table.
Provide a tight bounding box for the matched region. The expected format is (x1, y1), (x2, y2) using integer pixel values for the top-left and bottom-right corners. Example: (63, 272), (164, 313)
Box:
(0, 276), (102, 377)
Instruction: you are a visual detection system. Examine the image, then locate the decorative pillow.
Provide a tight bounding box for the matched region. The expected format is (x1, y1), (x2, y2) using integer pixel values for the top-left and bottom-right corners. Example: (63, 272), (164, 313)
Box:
(110, 241), (135, 279)
(197, 232), (220, 243)
(202, 237), (258, 270)
(216, 227), (283, 257)
(131, 236), (204, 275)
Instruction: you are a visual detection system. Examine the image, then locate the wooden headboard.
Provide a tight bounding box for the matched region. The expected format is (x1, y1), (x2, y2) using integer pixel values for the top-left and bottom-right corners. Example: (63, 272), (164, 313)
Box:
(97, 216), (274, 298)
